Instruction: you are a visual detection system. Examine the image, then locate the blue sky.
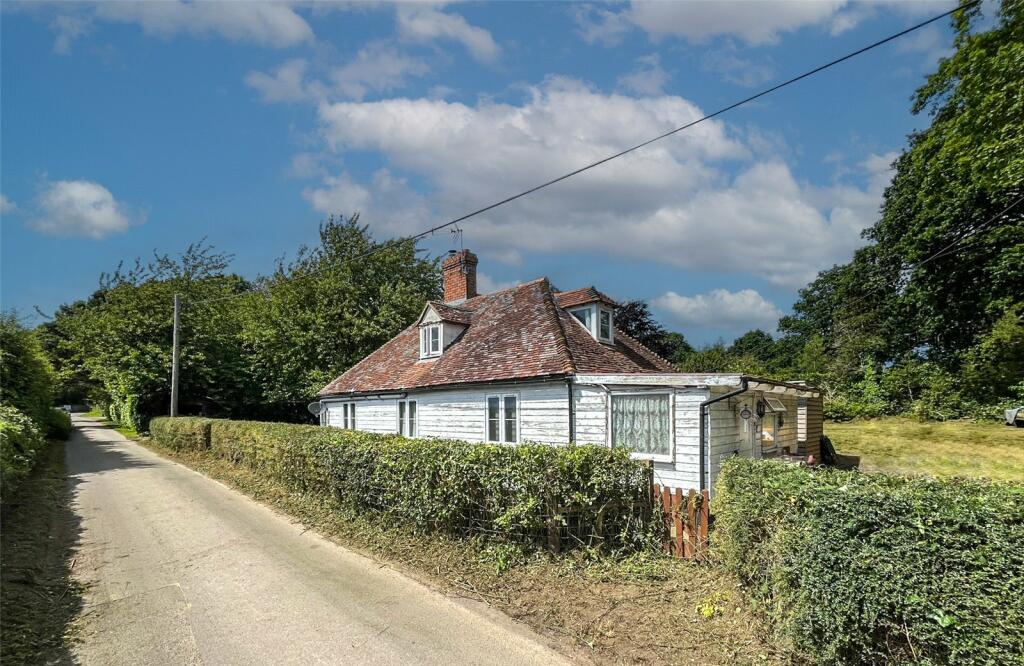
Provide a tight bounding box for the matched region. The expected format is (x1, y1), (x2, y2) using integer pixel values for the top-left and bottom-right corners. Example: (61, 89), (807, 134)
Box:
(1, 1), (965, 344)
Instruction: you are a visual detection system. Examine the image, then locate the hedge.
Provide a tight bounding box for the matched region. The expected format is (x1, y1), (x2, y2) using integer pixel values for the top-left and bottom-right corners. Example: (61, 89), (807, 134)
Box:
(714, 458), (1024, 665)
(150, 417), (657, 552)
(0, 404), (48, 502)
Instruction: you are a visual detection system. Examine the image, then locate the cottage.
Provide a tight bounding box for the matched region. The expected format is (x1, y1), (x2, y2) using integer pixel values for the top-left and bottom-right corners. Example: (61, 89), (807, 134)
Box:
(316, 249), (822, 494)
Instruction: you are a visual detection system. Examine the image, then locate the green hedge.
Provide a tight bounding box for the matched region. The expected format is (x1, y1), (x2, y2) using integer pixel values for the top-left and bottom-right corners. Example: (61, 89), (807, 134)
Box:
(714, 458), (1024, 665)
(150, 417), (656, 552)
(0, 404), (48, 503)
(150, 416), (211, 452)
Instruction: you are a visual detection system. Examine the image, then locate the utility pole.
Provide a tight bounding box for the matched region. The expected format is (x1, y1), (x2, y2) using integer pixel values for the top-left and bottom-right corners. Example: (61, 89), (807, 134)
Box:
(170, 293), (181, 417)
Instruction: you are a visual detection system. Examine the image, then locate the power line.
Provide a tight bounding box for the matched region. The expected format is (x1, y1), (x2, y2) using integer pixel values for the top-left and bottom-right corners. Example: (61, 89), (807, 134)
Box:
(914, 194), (1023, 267)
(186, 0), (976, 308)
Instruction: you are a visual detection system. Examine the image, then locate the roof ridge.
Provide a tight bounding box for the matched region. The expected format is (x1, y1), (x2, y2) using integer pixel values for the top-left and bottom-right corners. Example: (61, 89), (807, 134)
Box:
(539, 278), (578, 375)
(612, 326), (678, 370)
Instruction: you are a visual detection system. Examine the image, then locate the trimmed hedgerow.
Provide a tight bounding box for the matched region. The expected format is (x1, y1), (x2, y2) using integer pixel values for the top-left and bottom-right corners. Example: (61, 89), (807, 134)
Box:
(714, 457), (1024, 665)
(149, 417), (657, 552)
(149, 416), (211, 452)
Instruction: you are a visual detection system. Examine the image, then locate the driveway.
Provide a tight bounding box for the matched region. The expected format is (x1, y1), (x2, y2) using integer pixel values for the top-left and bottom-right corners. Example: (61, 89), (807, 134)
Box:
(65, 415), (571, 665)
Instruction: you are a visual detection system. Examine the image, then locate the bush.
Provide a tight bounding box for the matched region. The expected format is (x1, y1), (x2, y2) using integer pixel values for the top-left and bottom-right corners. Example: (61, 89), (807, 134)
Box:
(40, 408), (72, 441)
(0, 404), (48, 502)
(714, 458), (1024, 665)
(150, 416), (211, 451)
(150, 417), (657, 553)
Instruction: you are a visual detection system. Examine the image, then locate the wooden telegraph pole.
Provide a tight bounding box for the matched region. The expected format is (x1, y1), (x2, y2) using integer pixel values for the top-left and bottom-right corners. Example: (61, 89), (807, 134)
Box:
(170, 293), (180, 417)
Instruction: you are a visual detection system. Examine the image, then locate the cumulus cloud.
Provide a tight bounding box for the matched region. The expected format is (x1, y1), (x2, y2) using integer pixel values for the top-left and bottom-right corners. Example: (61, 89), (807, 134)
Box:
(246, 58), (314, 103)
(653, 288), (784, 332)
(91, 1), (313, 48)
(617, 54), (670, 95)
(0, 195), (16, 214)
(31, 179), (143, 239)
(577, 0), (848, 46)
(396, 4), (500, 62)
(309, 77), (891, 287)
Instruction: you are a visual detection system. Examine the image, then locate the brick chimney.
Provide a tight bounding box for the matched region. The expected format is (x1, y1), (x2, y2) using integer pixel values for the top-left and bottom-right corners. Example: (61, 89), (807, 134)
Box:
(442, 249), (478, 303)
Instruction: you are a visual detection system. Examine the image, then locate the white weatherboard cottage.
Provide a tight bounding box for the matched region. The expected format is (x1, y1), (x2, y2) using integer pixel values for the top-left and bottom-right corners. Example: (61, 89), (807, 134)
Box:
(316, 250), (823, 494)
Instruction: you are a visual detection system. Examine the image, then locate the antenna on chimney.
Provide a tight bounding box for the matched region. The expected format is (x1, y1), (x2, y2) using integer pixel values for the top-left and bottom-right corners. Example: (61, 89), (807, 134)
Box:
(450, 224), (464, 251)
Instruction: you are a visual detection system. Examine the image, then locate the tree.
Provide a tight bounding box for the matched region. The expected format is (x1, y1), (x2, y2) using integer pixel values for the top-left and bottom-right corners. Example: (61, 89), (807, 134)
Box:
(614, 300), (691, 360)
(0, 313), (57, 422)
(238, 215), (440, 417)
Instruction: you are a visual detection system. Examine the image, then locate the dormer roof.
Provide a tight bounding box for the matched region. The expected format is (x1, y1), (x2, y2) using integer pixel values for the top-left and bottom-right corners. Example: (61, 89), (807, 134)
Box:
(421, 301), (473, 326)
(554, 287), (618, 309)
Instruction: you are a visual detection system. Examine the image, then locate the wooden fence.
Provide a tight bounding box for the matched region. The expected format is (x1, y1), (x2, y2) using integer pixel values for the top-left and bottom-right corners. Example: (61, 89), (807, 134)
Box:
(653, 484), (710, 559)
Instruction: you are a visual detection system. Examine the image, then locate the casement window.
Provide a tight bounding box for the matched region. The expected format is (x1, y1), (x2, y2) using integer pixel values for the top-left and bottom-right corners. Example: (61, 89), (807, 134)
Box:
(341, 403), (356, 430)
(486, 394), (518, 443)
(398, 399), (417, 437)
(610, 392), (672, 461)
(599, 309), (612, 342)
(570, 307), (593, 330)
(569, 305), (614, 344)
(419, 324), (442, 358)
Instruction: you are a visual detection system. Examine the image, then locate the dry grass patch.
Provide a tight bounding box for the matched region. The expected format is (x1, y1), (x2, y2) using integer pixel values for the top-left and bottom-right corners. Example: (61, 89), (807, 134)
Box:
(827, 417), (1024, 480)
(142, 438), (788, 666)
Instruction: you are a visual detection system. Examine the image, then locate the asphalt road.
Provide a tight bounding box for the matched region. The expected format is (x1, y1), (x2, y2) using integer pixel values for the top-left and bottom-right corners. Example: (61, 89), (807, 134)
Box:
(65, 415), (571, 665)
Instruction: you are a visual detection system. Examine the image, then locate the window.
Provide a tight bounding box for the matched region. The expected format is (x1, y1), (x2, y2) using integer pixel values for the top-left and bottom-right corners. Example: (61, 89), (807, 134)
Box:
(486, 394), (518, 443)
(570, 307), (593, 330)
(341, 403), (356, 429)
(420, 324), (442, 358)
(599, 309), (612, 341)
(610, 393), (672, 460)
(398, 399), (417, 437)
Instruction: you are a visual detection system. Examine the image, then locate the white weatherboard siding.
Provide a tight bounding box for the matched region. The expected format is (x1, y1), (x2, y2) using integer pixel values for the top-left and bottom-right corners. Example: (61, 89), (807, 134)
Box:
(324, 380), (570, 444)
(573, 384), (706, 491)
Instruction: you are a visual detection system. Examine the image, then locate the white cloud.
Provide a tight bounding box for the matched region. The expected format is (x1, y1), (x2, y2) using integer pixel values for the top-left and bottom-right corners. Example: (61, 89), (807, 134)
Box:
(0, 195), (16, 214)
(92, 1), (313, 48)
(653, 288), (784, 332)
(311, 77), (891, 287)
(578, 1), (848, 46)
(302, 172), (372, 215)
(246, 58), (314, 103)
(617, 54), (669, 96)
(31, 179), (143, 239)
(702, 50), (775, 87)
(247, 44), (430, 103)
(51, 14), (92, 54)
(396, 4), (500, 63)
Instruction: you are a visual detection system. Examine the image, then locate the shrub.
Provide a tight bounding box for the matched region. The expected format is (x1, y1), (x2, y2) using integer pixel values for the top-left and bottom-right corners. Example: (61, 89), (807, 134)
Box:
(714, 458), (1024, 665)
(0, 404), (48, 502)
(149, 416), (212, 451)
(150, 417), (657, 553)
(40, 408), (72, 441)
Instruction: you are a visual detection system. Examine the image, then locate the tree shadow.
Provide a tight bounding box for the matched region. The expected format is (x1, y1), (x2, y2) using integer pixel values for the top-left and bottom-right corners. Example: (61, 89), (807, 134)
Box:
(1, 440), (85, 665)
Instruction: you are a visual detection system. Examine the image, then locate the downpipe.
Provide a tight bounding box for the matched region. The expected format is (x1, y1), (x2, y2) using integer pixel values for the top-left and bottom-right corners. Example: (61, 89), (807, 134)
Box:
(698, 378), (748, 492)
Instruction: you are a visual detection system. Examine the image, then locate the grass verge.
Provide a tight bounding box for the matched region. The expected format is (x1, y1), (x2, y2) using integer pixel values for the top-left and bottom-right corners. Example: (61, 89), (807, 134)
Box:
(0, 440), (85, 664)
(139, 437), (788, 665)
(827, 417), (1024, 480)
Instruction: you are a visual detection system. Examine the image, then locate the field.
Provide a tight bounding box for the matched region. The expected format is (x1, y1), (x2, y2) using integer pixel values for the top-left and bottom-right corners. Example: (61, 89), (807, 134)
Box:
(826, 417), (1024, 481)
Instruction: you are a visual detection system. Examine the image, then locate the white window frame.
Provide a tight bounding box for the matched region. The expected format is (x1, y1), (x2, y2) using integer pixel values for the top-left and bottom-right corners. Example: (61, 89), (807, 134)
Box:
(340, 402), (356, 430)
(485, 393), (520, 444)
(419, 324), (442, 358)
(397, 399), (418, 437)
(598, 308), (614, 343)
(606, 390), (674, 463)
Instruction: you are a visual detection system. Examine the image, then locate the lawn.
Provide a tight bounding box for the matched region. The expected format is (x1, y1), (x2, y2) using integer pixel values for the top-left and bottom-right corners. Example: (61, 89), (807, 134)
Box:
(826, 417), (1024, 481)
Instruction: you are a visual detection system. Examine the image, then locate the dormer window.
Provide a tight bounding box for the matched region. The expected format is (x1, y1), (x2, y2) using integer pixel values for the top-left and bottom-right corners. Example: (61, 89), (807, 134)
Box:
(420, 324), (441, 358)
(569, 304), (614, 344)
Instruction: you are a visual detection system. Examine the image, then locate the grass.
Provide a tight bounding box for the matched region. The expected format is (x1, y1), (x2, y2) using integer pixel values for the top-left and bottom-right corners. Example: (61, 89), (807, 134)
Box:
(79, 411), (139, 440)
(138, 435), (790, 665)
(82, 408), (103, 418)
(826, 417), (1024, 481)
(0, 440), (84, 664)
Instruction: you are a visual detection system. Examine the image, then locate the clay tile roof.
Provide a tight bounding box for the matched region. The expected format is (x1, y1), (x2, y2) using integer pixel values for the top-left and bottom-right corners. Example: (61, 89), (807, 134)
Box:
(319, 278), (675, 396)
(554, 287), (619, 309)
(426, 301), (473, 325)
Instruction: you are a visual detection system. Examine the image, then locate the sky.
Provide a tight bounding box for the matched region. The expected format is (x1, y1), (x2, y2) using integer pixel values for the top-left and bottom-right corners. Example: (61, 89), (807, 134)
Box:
(0, 0), (969, 344)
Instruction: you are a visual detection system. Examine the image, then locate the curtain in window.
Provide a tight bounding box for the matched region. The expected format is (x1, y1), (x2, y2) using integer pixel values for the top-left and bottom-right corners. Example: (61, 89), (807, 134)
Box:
(612, 394), (670, 456)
